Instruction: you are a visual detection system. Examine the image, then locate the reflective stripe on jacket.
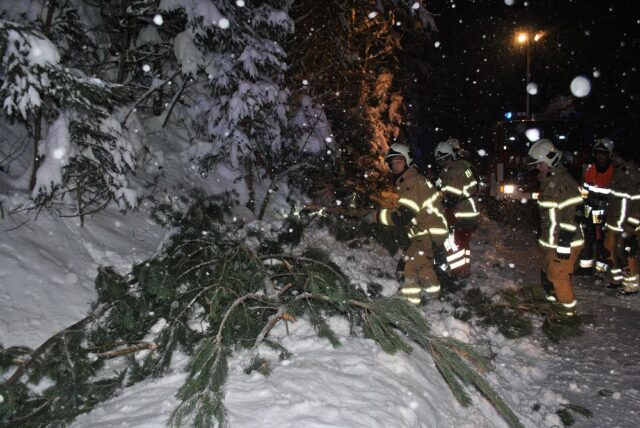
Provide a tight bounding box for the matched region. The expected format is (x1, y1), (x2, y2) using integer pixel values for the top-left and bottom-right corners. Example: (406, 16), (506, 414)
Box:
(375, 167), (448, 240)
(582, 162), (614, 208)
(537, 165), (585, 249)
(606, 161), (640, 232)
(437, 159), (479, 219)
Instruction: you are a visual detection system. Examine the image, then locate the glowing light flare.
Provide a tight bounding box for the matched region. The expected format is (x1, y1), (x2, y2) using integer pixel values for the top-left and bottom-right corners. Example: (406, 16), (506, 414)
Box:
(515, 31), (545, 45)
(516, 32), (528, 44)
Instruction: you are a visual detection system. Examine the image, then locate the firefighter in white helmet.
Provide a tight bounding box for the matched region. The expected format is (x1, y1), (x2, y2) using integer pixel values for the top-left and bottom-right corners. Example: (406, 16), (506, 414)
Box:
(434, 139), (479, 278)
(528, 139), (585, 315)
(366, 143), (449, 304)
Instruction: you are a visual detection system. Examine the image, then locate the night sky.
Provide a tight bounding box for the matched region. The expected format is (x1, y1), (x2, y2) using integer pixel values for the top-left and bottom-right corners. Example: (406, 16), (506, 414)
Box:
(420, 0), (639, 156)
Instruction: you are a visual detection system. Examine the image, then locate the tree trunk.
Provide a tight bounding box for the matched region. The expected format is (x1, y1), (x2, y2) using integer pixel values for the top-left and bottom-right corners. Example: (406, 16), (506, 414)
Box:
(29, 0), (57, 192)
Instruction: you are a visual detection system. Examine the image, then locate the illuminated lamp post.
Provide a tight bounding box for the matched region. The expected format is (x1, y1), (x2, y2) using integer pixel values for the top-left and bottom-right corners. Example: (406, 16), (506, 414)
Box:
(515, 30), (545, 118)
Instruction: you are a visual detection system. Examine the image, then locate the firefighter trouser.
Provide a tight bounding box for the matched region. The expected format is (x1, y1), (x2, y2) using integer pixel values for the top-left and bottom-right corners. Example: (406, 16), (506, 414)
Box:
(451, 221), (477, 277)
(399, 237), (442, 303)
(540, 245), (582, 307)
(445, 209), (477, 277)
(579, 220), (607, 271)
(605, 231), (640, 289)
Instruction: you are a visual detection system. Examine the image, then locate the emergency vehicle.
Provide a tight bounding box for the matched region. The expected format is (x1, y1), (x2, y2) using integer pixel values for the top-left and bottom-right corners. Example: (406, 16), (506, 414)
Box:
(489, 118), (586, 201)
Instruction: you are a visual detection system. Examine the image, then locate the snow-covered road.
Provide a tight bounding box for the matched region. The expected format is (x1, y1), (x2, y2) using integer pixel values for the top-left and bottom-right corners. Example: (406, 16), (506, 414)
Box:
(468, 211), (640, 427)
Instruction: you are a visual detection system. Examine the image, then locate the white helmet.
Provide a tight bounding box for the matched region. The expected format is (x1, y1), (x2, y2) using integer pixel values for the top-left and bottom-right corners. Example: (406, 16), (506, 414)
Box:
(385, 143), (413, 166)
(446, 138), (461, 152)
(434, 141), (456, 161)
(593, 138), (614, 158)
(527, 139), (561, 167)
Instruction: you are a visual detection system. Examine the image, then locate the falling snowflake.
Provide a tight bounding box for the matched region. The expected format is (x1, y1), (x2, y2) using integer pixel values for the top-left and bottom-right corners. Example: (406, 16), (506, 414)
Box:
(53, 148), (65, 159)
(142, 64), (151, 72)
(570, 76), (591, 97)
(236, 0), (245, 6)
(504, 0), (515, 5)
(526, 83), (538, 95)
(153, 14), (163, 26)
(525, 128), (541, 142)
(218, 18), (230, 29)
(368, 11), (378, 19)
(411, 2), (420, 10)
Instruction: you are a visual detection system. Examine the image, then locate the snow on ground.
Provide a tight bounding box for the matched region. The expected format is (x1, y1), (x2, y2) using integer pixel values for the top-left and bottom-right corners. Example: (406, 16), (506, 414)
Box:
(0, 196), (165, 348)
(3, 202), (640, 427)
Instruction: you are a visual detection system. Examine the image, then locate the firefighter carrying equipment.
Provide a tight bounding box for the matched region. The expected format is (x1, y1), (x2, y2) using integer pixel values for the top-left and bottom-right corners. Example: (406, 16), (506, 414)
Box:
(370, 162), (448, 304)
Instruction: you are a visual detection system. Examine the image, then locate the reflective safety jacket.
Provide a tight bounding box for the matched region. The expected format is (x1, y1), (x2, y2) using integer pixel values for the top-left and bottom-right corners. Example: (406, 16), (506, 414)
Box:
(581, 162), (614, 209)
(373, 166), (448, 241)
(607, 160), (640, 232)
(537, 164), (585, 249)
(436, 159), (479, 220)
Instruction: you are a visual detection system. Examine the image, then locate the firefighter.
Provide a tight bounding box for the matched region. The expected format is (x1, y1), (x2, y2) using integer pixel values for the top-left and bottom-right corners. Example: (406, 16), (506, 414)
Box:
(434, 140), (479, 278)
(528, 139), (584, 315)
(575, 138), (615, 277)
(366, 143), (449, 304)
(603, 147), (640, 295)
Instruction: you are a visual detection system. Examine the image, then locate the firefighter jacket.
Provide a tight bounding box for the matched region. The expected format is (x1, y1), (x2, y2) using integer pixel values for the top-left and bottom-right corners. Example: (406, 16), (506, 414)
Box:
(607, 160), (640, 232)
(436, 159), (479, 220)
(373, 166), (449, 241)
(581, 162), (614, 210)
(537, 164), (585, 249)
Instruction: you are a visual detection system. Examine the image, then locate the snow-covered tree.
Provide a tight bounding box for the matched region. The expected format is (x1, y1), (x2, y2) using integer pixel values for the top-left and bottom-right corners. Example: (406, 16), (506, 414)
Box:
(287, 0), (435, 205)
(117, 0), (319, 219)
(0, 10), (140, 220)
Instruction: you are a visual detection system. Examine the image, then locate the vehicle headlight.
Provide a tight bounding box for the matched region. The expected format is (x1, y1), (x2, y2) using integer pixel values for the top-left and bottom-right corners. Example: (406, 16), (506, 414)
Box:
(501, 184), (515, 194)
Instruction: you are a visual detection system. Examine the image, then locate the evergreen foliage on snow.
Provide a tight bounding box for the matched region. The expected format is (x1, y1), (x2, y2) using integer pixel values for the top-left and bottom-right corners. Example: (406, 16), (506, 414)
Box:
(0, 196), (522, 428)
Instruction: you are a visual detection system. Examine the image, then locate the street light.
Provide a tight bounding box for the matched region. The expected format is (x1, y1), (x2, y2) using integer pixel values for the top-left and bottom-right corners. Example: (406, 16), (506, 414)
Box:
(515, 30), (545, 118)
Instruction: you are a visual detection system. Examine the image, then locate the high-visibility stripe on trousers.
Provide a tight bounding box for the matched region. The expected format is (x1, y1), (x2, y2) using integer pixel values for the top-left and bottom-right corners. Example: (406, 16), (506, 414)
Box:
(399, 238), (441, 303)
